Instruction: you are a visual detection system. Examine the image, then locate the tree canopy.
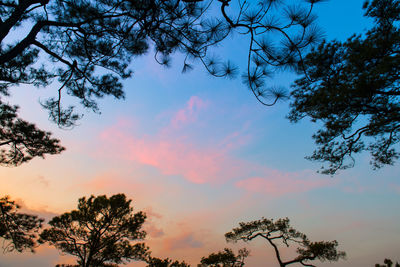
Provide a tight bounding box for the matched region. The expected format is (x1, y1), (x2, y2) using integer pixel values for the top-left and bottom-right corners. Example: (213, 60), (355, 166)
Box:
(288, 0), (400, 174)
(146, 256), (190, 267)
(0, 0), (323, 165)
(225, 217), (346, 267)
(0, 100), (64, 166)
(0, 195), (43, 252)
(199, 248), (249, 267)
(39, 194), (148, 267)
(376, 259), (400, 267)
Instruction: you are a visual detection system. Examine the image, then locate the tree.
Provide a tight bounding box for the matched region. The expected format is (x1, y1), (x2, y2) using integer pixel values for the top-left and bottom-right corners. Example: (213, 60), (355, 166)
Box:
(0, 100), (64, 166)
(225, 217), (346, 267)
(376, 259), (400, 267)
(54, 264), (118, 267)
(146, 256), (191, 267)
(199, 248), (249, 267)
(0, 196), (44, 252)
(1, 0), (323, 164)
(39, 194), (148, 267)
(288, 0), (400, 174)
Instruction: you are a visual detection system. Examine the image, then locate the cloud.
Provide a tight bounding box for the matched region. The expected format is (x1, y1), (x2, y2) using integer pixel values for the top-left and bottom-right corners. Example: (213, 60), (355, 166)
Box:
(0, 244), (64, 267)
(97, 96), (247, 184)
(96, 96), (333, 195)
(34, 175), (49, 187)
(145, 223), (165, 238)
(163, 232), (204, 251)
(144, 206), (163, 219)
(143, 207), (165, 238)
(13, 198), (59, 222)
(235, 171), (334, 196)
(170, 96), (208, 128)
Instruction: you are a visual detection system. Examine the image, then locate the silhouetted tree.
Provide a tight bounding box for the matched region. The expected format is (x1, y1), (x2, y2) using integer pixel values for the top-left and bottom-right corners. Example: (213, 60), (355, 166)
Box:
(225, 217), (346, 267)
(146, 256), (190, 267)
(1, 0), (323, 163)
(55, 264), (118, 267)
(288, 0), (400, 174)
(0, 196), (43, 252)
(199, 248), (249, 267)
(0, 100), (64, 166)
(376, 259), (400, 267)
(39, 194), (148, 267)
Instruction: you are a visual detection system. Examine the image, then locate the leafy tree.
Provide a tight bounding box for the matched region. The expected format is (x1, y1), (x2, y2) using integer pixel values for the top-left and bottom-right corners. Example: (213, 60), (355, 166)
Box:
(199, 248), (249, 267)
(39, 194), (148, 267)
(225, 217), (346, 267)
(55, 264), (118, 267)
(288, 0), (400, 174)
(146, 256), (191, 267)
(0, 100), (64, 166)
(376, 259), (400, 267)
(0, 196), (44, 252)
(1, 0), (323, 164)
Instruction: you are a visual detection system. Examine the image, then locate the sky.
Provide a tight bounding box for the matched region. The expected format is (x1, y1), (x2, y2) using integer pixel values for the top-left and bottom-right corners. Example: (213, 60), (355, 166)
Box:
(1, 0), (400, 266)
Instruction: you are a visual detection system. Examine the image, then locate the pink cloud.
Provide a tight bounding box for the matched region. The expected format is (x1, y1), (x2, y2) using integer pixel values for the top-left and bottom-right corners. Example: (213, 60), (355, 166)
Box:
(98, 130), (235, 183)
(171, 96), (208, 128)
(235, 172), (333, 196)
(97, 97), (245, 184)
(95, 96), (333, 195)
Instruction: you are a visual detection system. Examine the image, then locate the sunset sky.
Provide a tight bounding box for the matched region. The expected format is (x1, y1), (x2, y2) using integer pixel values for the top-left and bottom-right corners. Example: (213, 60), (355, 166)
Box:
(1, 0), (399, 266)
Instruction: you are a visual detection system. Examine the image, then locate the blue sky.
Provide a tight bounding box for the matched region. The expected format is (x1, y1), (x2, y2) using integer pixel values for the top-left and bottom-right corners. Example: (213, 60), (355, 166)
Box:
(1, 0), (399, 266)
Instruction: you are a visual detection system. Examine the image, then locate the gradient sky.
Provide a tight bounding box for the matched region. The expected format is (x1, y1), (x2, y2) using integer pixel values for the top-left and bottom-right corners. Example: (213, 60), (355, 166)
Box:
(1, 0), (400, 266)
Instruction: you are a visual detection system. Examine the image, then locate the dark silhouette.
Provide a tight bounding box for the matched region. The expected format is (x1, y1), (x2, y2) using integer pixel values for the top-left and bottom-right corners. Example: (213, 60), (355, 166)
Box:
(146, 256), (190, 267)
(55, 264), (118, 267)
(0, 101), (64, 166)
(288, 0), (400, 174)
(0, 196), (43, 252)
(376, 259), (400, 267)
(39, 194), (148, 267)
(225, 217), (346, 267)
(199, 248), (249, 267)
(1, 0), (323, 164)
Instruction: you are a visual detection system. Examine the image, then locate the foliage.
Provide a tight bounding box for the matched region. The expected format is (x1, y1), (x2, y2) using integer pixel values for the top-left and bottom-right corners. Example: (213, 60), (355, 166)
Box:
(288, 0), (400, 174)
(0, 196), (43, 252)
(39, 194), (148, 267)
(0, 100), (64, 166)
(376, 259), (400, 267)
(199, 248), (249, 267)
(146, 256), (191, 267)
(1, 0), (323, 164)
(55, 264), (118, 267)
(225, 217), (346, 267)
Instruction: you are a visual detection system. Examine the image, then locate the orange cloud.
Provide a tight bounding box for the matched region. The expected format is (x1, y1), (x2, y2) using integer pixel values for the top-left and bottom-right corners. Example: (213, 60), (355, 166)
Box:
(82, 172), (164, 196)
(0, 243), (72, 267)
